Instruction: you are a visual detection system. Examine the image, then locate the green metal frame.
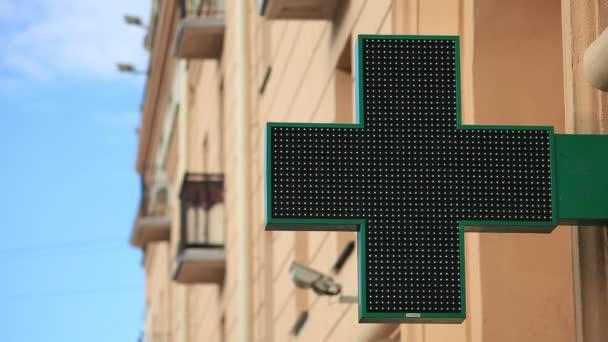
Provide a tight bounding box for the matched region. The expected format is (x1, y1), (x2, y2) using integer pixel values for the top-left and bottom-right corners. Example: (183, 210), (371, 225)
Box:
(264, 34), (608, 323)
(554, 134), (608, 224)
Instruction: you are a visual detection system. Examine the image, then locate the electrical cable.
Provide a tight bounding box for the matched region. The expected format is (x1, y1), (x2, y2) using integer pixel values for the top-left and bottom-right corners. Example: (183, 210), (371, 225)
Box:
(0, 285), (142, 301)
(0, 236), (126, 255)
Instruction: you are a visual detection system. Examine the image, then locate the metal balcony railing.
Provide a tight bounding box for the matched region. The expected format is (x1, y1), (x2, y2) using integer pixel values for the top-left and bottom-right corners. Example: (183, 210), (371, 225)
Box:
(173, 173), (225, 283)
(179, 0), (224, 20)
(138, 182), (169, 218)
(178, 173), (224, 251)
(130, 182), (171, 248)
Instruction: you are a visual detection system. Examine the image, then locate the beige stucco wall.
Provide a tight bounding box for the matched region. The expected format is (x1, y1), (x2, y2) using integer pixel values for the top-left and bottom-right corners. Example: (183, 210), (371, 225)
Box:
(133, 0), (602, 341)
(144, 243), (172, 342)
(248, 1), (395, 341)
(395, 1), (574, 342)
(472, 2), (574, 342)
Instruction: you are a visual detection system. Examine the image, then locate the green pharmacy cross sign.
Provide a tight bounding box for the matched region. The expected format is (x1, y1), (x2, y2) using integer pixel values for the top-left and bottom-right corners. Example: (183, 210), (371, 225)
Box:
(265, 35), (608, 323)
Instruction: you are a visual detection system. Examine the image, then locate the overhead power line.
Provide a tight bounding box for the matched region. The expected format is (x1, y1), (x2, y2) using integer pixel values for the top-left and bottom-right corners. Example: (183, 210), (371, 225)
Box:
(0, 285), (142, 301)
(0, 236), (127, 255)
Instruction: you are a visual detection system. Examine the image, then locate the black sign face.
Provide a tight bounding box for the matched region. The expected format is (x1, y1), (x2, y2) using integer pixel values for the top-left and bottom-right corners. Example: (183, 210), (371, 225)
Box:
(265, 36), (555, 323)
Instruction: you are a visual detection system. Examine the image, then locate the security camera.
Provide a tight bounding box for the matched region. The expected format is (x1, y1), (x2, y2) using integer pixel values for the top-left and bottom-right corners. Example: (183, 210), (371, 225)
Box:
(289, 262), (342, 296)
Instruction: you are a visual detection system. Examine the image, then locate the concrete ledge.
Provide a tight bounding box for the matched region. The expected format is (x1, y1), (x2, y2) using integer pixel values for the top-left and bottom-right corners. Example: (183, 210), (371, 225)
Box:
(130, 216), (171, 247)
(172, 17), (224, 59)
(259, 0), (339, 19)
(172, 246), (225, 284)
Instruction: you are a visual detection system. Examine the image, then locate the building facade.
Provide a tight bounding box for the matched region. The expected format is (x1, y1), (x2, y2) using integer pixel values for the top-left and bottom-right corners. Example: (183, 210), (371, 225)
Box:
(130, 0), (608, 341)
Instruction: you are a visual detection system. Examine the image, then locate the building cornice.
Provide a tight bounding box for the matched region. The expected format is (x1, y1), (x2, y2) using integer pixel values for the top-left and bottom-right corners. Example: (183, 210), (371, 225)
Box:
(136, 0), (178, 176)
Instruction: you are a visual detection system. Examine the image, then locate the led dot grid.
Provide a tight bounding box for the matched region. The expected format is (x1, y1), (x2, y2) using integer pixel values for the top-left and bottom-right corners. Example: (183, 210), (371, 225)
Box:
(269, 37), (552, 315)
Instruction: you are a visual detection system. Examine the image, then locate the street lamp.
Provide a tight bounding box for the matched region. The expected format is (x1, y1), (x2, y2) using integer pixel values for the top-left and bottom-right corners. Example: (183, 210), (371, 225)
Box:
(116, 63), (146, 75)
(124, 14), (148, 29)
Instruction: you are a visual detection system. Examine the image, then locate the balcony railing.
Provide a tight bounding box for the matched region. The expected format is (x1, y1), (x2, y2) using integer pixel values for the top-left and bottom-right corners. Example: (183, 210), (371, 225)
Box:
(130, 186), (171, 248)
(258, 0), (340, 20)
(172, 173), (225, 284)
(173, 0), (225, 59)
(179, 0), (224, 19)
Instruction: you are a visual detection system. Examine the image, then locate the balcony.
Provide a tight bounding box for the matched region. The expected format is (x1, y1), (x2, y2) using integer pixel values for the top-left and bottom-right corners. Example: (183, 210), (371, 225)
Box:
(172, 173), (225, 284)
(130, 216), (171, 247)
(130, 187), (171, 248)
(258, 0), (339, 19)
(173, 0), (224, 59)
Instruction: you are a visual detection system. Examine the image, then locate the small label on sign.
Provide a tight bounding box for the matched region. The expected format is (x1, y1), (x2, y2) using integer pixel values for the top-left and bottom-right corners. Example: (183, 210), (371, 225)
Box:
(406, 313), (421, 318)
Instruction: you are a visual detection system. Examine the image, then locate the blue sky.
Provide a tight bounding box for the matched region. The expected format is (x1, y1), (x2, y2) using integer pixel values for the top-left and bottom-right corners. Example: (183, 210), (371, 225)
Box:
(0, 1), (149, 341)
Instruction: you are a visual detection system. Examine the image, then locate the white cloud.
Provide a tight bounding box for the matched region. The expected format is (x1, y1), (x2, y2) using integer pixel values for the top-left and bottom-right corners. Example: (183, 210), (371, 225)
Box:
(0, 1), (16, 18)
(3, 53), (50, 80)
(0, 0), (150, 81)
